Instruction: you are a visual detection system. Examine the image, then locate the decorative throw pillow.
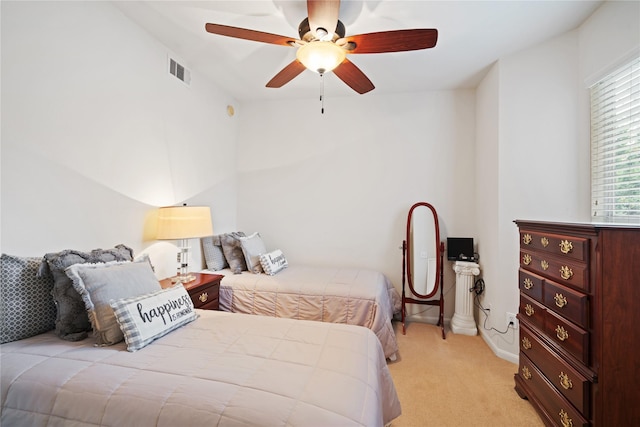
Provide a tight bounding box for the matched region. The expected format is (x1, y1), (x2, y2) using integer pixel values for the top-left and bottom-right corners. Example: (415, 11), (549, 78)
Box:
(65, 257), (160, 346)
(0, 254), (57, 344)
(259, 249), (288, 276)
(201, 235), (228, 271)
(239, 232), (267, 274)
(111, 284), (197, 352)
(38, 244), (134, 341)
(219, 232), (247, 274)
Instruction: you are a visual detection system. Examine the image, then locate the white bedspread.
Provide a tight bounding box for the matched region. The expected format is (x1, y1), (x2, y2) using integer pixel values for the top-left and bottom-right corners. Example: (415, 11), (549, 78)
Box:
(1, 310), (401, 426)
(212, 266), (401, 359)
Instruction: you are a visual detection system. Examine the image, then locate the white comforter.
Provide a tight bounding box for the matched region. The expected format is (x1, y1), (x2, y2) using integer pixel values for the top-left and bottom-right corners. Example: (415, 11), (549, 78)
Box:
(214, 266), (401, 359)
(1, 310), (401, 426)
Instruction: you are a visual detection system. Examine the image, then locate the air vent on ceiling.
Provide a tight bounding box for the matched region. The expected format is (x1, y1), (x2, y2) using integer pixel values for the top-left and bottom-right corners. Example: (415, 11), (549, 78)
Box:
(169, 57), (191, 86)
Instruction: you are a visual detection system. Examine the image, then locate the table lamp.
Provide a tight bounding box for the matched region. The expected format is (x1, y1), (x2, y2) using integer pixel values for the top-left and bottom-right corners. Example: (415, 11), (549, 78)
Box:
(156, 205), (213, 283)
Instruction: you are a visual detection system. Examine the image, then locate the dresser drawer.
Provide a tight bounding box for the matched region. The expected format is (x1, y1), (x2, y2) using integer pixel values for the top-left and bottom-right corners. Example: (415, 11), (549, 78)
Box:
(518, 353), (589, 427)
(519, 269), (543, 303)
(545, 309), (589, 365)
(520, 249), (589, 292)
(520, 293), (546, 331)
(520, 324), (590, 415)
(543, 279), (588, 328)
(520, 230), (589, 263)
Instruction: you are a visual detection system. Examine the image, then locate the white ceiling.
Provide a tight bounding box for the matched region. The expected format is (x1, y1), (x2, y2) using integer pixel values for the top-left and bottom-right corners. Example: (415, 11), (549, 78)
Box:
(112, 0), (603, 102)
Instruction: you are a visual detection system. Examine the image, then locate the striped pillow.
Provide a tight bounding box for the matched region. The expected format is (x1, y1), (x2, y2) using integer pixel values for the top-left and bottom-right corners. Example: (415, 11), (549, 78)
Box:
(111, 285), (196, 352)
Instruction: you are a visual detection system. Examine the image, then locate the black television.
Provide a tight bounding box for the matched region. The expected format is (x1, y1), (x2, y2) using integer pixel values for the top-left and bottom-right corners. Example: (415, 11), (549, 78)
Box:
(447, 237), (475, 261)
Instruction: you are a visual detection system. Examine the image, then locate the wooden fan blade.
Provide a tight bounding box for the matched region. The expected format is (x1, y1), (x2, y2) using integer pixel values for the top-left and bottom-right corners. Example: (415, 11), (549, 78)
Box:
(339, 29), (438, 54)
(266, 60), (307, 88)
(205, 23), (297, 47)
(333, 59), (374, 94)
(307, 0), (340, 40)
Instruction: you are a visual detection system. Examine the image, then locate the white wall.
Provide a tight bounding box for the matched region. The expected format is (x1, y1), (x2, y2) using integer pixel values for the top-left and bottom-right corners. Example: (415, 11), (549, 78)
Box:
(235, 90), (477, 322)
(475, 0), (640, 362)
(1, 1), (239, 278)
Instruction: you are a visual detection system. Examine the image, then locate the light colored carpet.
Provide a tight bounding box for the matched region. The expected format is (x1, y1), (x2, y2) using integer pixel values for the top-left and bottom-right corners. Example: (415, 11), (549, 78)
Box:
(387, 321), (544, 427)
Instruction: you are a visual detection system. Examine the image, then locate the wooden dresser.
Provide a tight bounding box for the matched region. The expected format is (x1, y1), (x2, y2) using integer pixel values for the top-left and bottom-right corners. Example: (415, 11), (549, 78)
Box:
(514, 220), (639, 426)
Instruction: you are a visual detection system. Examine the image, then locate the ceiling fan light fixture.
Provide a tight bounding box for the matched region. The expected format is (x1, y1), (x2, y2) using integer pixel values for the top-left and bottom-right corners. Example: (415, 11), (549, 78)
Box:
(296, 41), (346, 74)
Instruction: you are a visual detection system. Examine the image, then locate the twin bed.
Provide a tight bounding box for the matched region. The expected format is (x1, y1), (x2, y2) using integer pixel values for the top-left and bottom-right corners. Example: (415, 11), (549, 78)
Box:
(1, 244), (403, 426)
(210, 265), (401, 360)
(1, 311), (400, 426)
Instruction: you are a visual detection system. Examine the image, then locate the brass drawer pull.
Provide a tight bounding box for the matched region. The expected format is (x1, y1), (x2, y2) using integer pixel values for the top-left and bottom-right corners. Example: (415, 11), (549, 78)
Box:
(521, 365), (532, 380)
(556, 325), (569, 341)
(541, 236), (549, 247)
(555, 293), (567, 308)
(523, 254), (532, 265)
(559, 372), (573, 390)
(523, 233), (532, 245)
(199, 292), (208, 303)
(559, 409), (573, 427)
(559, 240), (574, 254)
(541, 260), (549, 270)
(523, 278), (534, 290)
(560, 265), (573, 280)
(525, 304), (535, 317)
(521, 337), (532, 350)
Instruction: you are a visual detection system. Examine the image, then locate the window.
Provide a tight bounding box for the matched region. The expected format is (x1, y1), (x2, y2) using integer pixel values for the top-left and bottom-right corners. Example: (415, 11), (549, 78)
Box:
(590, 56), (640, 223)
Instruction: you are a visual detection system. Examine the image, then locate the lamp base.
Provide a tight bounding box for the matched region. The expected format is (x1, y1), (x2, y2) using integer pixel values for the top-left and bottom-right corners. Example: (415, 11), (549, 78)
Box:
(171, 274), (196, 284)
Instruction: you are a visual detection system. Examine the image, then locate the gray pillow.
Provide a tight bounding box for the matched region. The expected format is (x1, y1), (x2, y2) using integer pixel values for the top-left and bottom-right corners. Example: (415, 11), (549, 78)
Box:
(219, 232), (247, 274)
(1, 254), (57, 344)
(239, 232), (267, 274)
(201, 235), (228, 271)
(38, 244), (134, 341)
(66, 257), (160, 346)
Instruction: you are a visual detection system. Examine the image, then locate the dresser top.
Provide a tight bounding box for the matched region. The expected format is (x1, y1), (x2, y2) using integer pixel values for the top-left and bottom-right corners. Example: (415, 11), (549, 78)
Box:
(514, 219), (640, 232)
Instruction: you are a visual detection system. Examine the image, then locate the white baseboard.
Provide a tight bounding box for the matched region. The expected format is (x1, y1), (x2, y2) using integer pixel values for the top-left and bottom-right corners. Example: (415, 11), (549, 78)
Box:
(478, 328), (519, 365)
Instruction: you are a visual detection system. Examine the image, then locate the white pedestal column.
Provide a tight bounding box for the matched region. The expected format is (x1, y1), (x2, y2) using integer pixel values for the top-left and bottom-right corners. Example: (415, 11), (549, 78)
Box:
(451, 261), (480, 336)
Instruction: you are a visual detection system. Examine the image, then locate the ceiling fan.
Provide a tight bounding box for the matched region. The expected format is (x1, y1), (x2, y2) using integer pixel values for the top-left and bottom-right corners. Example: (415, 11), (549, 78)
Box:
(205, 0), (438, 94)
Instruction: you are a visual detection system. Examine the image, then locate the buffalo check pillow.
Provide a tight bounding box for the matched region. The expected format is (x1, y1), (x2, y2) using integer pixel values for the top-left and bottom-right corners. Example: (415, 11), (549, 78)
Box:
(110, 284), (197, 352)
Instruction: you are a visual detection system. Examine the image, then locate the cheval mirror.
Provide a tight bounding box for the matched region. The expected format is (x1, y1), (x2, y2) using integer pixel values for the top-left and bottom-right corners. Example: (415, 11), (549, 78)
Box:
(401, 202), (445, 339)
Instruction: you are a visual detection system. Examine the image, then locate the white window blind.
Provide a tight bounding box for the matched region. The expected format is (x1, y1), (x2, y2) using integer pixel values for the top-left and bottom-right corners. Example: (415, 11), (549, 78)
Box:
(590, 56), (640, 223)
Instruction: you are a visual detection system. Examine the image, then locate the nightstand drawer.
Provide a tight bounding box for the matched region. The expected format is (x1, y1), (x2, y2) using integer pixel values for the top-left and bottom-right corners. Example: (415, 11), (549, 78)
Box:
(191, 282), (219, 309)
(160, 273), (223, 311)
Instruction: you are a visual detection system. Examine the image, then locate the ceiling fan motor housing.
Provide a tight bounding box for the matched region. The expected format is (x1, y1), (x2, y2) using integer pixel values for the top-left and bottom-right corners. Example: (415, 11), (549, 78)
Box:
(298, 17), (345, 42)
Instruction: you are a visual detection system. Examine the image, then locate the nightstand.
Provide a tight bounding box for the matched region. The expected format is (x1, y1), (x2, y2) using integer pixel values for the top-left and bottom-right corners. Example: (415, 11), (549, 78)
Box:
(160, 273), (223, 311)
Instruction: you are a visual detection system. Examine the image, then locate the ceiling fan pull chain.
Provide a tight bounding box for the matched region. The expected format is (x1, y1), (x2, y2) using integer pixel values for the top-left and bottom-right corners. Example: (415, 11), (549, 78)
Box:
(320, 73), (325, 114)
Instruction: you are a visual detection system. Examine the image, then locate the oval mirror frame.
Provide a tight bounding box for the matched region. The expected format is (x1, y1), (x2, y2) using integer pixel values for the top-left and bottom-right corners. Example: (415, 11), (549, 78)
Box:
(406, 202), (441, 299)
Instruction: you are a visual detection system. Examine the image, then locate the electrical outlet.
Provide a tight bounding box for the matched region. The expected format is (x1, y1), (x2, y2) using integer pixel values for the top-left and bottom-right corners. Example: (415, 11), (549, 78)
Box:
(506, 312), (518, 329)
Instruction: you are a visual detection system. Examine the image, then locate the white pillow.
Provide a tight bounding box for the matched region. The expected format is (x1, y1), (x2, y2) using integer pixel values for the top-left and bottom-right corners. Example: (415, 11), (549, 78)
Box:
(110, 284), (197, 352)
(239, 232), (267, 274)
(259, 249), (288, 276)
(65, 257), (160, 346)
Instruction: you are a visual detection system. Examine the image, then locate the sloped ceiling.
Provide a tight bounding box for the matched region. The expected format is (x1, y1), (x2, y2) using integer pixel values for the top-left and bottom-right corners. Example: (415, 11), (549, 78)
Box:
(113, 0), (603, 101)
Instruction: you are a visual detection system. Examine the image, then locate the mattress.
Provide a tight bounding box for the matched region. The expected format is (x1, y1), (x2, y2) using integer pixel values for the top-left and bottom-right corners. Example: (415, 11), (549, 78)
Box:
(0, 310), (401, 426)
(212, 266), (401, 359)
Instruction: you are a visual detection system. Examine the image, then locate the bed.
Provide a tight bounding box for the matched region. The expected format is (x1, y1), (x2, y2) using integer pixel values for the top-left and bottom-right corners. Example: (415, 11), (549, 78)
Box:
(1, 248), (401, 427)
(208, 266), (401, 360)
(1, 310), (401, 426)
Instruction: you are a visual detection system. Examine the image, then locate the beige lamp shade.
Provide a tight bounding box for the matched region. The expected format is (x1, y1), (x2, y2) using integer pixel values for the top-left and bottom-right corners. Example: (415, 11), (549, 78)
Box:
(156, 206), (213, 240)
